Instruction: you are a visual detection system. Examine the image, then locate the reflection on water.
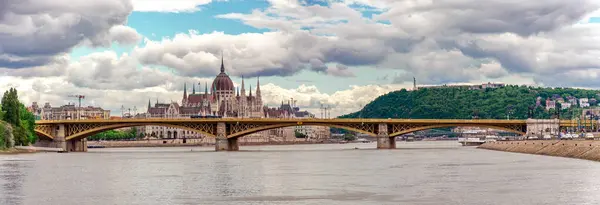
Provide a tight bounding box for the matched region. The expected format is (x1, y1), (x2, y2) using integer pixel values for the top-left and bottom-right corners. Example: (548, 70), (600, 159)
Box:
(1, 141), (600, 205)
(0, 159), (28, 205)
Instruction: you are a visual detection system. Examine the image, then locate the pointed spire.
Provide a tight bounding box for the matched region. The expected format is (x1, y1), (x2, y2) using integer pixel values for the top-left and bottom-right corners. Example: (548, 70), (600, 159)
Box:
(183, 83), (187, 100)
(205, 82), (208, 94)
(148, 99), (151, 109)
(192, 82), (196, 94)
(249, 85), (252, 96)
(256, 76), (261, 97)
(237, 87), (240, 97)
(220, 50), (225, 73)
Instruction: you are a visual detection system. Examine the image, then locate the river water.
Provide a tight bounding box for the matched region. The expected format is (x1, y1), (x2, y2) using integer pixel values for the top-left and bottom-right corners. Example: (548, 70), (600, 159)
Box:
(1, 141), (600, 205)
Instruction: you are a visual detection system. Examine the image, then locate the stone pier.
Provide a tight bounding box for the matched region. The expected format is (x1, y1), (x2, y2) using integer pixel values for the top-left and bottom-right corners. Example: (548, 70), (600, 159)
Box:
(376, 123), (395, 149)
(526, 119), (560, 138)
(215, 138), (239, 151)
(54, 124), (67, 151)
(66, 138), (88, 152)
(215, 122), (239, 151)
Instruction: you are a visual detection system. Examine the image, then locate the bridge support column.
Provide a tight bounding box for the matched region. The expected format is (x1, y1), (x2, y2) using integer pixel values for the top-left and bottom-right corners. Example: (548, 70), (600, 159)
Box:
(66, 138), (88, 152)
(215, 122), (239, 151)
(376, 123), (395, 149)
(53, 124), (67, 151)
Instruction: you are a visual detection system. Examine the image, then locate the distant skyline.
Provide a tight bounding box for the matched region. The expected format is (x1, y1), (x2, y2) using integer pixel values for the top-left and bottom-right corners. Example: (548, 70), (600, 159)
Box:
(1, 0), (600, 117)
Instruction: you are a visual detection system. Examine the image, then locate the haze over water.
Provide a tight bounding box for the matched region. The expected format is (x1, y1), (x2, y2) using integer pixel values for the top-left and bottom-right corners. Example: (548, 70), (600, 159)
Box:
(2, 141), (600, 205)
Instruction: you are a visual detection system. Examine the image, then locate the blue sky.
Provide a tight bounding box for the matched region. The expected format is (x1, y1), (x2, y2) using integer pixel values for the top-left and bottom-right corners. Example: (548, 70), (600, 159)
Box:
(3, 0), (599, 117)
(68, 0), (397, 93)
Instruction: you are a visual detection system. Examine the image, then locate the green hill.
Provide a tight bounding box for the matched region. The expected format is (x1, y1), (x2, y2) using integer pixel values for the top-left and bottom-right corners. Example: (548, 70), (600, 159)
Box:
(339, 85), (599, 120)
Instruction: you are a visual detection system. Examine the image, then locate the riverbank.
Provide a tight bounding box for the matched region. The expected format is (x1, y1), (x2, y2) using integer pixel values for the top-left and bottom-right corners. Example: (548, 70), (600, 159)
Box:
(87, 139), (343, 148)
(479, 140), (600, 162)
(0, 148), (37, 155)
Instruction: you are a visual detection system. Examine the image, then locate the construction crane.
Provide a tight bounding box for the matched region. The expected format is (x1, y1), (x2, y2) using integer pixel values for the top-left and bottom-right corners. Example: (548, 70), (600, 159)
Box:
(68, 95), (85, 120)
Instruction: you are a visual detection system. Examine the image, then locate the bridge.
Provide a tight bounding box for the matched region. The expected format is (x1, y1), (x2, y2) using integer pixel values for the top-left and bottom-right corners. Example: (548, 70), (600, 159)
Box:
(33, 118), (537, 152)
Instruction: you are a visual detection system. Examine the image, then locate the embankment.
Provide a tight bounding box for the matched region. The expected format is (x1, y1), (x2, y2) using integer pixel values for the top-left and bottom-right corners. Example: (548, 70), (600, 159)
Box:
(88, 139), (332, 148)
(479, 140), (600, 162)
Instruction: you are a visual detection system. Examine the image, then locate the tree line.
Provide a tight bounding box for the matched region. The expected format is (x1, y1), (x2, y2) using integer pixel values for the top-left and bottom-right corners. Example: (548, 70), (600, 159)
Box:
(88, 128), (144, 141)
(0, 88), (37, 149)
(339, 85), (600, 120)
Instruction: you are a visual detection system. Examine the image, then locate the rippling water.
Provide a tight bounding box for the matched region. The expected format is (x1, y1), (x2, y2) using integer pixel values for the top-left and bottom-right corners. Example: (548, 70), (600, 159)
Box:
(1, 141), (600, 205)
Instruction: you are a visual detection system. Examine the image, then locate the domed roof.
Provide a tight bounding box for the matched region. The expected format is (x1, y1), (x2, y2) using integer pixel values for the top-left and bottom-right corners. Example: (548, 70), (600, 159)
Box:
(212, 72), (234, 91)
(211, 56), (234, 91)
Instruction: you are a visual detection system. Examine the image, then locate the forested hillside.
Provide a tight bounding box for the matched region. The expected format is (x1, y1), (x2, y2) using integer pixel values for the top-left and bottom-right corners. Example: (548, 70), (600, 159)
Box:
(339, 85), (599, 120)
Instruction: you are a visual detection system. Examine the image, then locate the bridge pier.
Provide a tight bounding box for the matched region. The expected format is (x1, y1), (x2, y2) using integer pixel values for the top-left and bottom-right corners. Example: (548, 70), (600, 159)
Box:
(66, 138), (88, 152)
(54, 124), (67, 151)
(376, 123), (395, 149)
(215, 138), (239, 151)
(215, 122), (239, 151)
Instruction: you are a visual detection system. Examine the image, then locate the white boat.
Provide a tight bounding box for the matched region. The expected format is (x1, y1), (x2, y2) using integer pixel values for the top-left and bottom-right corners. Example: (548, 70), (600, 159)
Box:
(484, 135), (498, 142)
(458, 137), (485, 146)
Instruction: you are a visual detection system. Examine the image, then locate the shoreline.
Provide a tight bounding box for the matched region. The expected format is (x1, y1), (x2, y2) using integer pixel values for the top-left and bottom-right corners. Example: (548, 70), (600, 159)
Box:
(87, 139), (347, 148)
(0, 148), (37, 155)
(478, 140), (600, 162)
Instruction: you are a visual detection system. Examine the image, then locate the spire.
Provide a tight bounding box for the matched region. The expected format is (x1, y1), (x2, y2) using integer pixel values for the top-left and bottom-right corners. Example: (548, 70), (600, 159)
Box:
(192, 82), (196, 94)
(249, 85), (252, 96)
(220, 50), (225, 73)
(237, 87), (240, 97)
(256, 76), (261, 98)
(205, 82), (208, 94)
(183, 83), (187, 99)
(241, 75), (246, 97)
(148, 99), (151, 109)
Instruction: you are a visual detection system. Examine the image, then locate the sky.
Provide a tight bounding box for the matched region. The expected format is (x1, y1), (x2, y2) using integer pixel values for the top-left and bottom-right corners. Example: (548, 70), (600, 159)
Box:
(1, 0), (600, 117)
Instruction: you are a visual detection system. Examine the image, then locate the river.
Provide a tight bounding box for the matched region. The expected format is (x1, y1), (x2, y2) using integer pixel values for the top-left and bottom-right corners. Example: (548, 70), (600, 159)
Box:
(1, 141), (600, 205)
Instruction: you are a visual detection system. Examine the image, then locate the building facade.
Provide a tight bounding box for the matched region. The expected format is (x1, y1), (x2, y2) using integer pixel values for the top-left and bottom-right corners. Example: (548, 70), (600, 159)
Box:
(28, 102), (110, 120)
(144, 57), (329, 142)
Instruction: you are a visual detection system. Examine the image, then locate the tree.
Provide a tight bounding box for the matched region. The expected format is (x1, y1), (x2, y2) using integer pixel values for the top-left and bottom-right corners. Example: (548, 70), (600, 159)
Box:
(1, 88), (20, 125)
(342, 133), (356, 141)
(19, 103), (37, 144)
(0, 103), (4, 120)
(294, 130), (307, 138)
(0, 88), (36, 146)
(339, 86), (600, 120)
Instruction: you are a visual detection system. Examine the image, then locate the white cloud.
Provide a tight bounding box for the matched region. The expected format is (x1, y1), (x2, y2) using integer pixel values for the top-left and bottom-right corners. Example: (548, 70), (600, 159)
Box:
(5, 0), (600, 118)
(1, 76), (405, 118)
(132, 0), (600, 87)
(131, 0), (213, 12)
(0, 0), (140, 68)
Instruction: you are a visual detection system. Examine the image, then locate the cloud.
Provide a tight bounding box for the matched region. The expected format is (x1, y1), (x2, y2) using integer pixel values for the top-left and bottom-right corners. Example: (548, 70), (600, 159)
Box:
(0, 0), (140, 68)
(1, 75), (406, 118)
(131, 0), (213, 13)
(134, 30), (368, 78)
(5, 0), (600, 118)
(134, 0), (600, 86)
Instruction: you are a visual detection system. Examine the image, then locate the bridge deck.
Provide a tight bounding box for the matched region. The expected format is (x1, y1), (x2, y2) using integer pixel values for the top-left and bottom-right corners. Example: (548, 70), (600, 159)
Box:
(35, 118), (529, 124)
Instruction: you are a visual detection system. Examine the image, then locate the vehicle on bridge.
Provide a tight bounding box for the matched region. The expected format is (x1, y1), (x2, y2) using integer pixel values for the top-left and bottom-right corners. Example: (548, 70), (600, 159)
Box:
(190, 115), (222, 119)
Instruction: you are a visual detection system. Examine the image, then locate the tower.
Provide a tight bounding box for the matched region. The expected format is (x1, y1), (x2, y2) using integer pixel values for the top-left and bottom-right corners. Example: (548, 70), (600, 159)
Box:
(413, 77), (417, 91)
(182, 83), (187, 105)
(256, 76), (262, 106)
(220, 50), (225, 73)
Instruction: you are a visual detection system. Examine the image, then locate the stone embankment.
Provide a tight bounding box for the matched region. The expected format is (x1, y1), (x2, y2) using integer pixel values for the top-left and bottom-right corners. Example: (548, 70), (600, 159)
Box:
(479, 140), (600, 162)
(88, 139), (331, 148)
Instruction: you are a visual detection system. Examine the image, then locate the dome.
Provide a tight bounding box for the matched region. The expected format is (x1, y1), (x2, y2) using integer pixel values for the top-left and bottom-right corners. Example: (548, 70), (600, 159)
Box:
(211, 72), (234, 91)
